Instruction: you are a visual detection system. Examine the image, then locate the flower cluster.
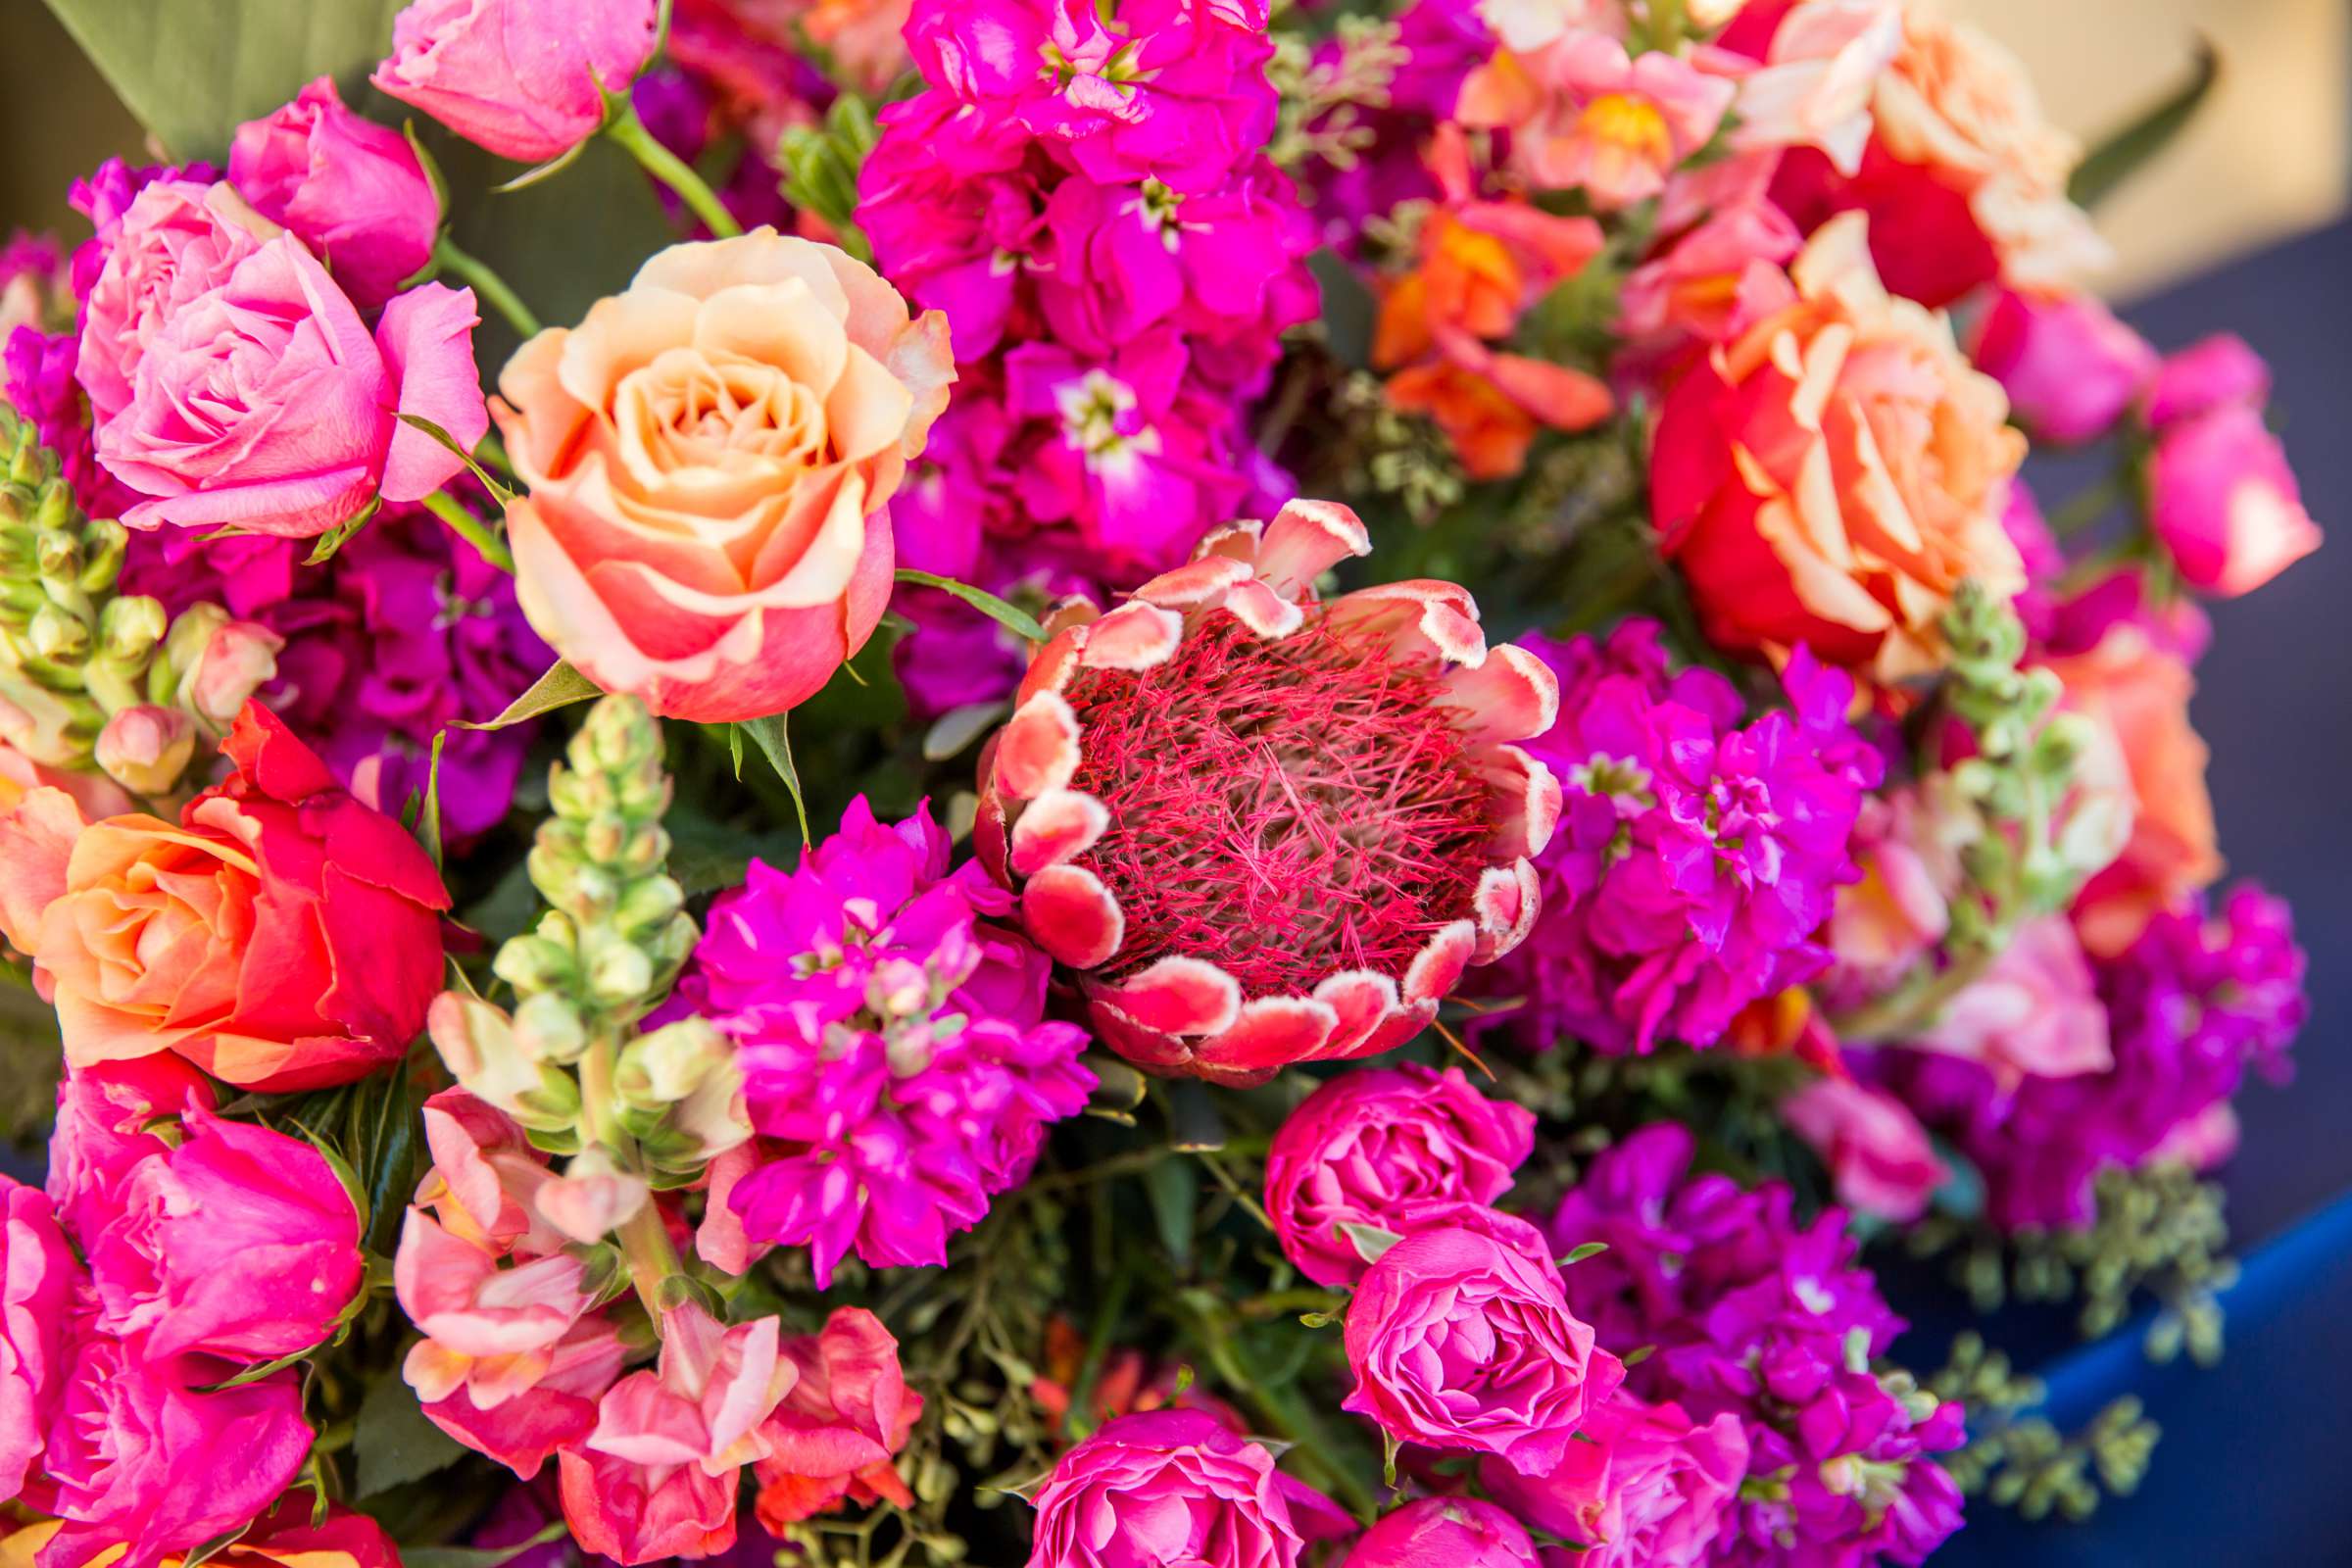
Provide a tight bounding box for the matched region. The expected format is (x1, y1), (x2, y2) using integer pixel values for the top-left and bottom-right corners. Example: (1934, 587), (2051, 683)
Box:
(858, 0), (1320, 715)
(1475, 617), (1881, 1055)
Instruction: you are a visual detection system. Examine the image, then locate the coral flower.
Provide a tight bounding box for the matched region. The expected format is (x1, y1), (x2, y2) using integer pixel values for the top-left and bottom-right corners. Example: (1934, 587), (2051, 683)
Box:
(976, 500), (1561, 1085)
(1460, 32), (1735, 210)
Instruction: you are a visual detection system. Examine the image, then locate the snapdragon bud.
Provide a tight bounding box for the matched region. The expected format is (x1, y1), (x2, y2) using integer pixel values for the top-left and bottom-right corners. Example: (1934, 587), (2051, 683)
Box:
(426, 991), (583, 1133)
(94, 705), (196, 796)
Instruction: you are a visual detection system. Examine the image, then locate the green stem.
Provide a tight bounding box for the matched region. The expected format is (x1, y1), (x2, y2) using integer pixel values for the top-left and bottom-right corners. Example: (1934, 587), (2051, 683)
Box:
(1181, 1297), (1380, 1518)
(2044, 472), (2128, 539)
(419, 489), (514, 575)
(608, 104), (744, 239)
(433, 233), (542, 337)
(617, 1200), (684, 1325)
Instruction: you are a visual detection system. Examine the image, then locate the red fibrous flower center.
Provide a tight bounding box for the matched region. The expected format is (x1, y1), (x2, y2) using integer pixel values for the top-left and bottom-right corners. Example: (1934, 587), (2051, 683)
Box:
(1063, 610), (1493, 995)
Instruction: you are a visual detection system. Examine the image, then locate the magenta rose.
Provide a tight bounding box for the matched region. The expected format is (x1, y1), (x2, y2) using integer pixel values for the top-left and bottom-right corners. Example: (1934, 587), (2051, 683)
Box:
(75, 178), (274, 427)
(1025, 1409), (1342, 1568)
(1482, 1393), (1747, 1568)
(1342, 1226), (1624, 1477)
(2148, 401), (2322, 599)
(83, 1104), (365, 1363)
(26, 1325), (314, 1568)
(89, 222), (483, 539)
(42, 1056), (217, 1254)
(1346, 1498), (1539, 1567)
(229, 76), (441, 311)
(1265, 1064), (1538, 1288)
(1966, 288), (2154, 446)
(372, 0), (660, 164)
(0, 1180), (79, 1501)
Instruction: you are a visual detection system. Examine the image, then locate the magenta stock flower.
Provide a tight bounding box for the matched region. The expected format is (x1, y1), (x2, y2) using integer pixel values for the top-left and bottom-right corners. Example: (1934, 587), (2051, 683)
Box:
(1342, 1225), (1623, 1476)
(1264, 1063), (1537, 1287)
(229, 76), (440, 311)
(1347, 1497), (1540, 1568)
(1024, 1409), (1340, 1568)
(668, 797), (1094, 1287)
(1475, 619), (1878, 1055)
(0, 1180), (78, 1502)
(373, 0), (659, 164)
(1481, 1392), (1747, 1568)
(83, 1105), (364, 1363)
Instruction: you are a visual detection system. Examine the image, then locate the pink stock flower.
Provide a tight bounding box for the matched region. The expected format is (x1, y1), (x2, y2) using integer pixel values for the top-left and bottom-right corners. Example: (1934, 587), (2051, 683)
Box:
(228, 77), (441, 311)
(84, 1104), (364, 1363)
(561, 1303), (795, 1565)
(1967, 287), (2157, 445)
(1481, 1391), (1747, 1568)
(1346, 1497), (1540, 1567)
(1780, 1076), (1946, 1222)
(1459, 32), (1735, 209)
(25, 1326), (314, 1568)
(43, 1056), (217, 1246)
(976, 500), (1559, 1085)
(0, 1180), (78, 1502)
(1024, 1408), (1340, 1568)
(2148, 402), (2322, 599)
(752, 1308), (923, 1529)
(1342, 1225), (1624, 1476)
(373, 0), (660, 164)
(1913, 913), (2112, 1086)
(1263, 1063), (1537, 1288)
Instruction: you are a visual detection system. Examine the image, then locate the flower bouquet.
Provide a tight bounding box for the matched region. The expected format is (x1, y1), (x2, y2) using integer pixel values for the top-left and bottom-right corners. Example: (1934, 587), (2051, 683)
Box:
(0, 0), (2315, 1563)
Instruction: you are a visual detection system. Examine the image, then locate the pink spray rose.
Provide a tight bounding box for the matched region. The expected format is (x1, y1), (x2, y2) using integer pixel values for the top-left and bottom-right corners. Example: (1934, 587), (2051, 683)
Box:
(560, 1303), (795, 1564)
(1345, 1497), (1539, 1567)
(0, 1181), (78, 1502)
(229, 76), (441, 312)
(1780, 1077), (1946, 1223)
(2148, 401), (2322, 599)
(84, 1104), (364, 1362)
(753, 1307), (923, 1529)
(1481, 1392), (1747, 1568)
(1342, 1225), (1624, 1477)
(373, 0), (661, 164)
(2142, 332), (2272, 429)
(74, 179), (275, 429)
(89, 218), (484, 538)
(1967, 287), (2156, 445)
(42, 1056), (216, 1253)
(1264, 1063), (1537, 1288)
(1024, 1409), (1341, 1568)
(25, 1326), (314, 1568)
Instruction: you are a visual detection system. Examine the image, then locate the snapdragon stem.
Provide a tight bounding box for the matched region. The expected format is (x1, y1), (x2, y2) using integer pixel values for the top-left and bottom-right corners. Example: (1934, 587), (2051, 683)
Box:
(432, 234), (541, 337)
(419, 489), (514, 574)
(580, 1033), (684, 1323)
(608, 104), (743, 239)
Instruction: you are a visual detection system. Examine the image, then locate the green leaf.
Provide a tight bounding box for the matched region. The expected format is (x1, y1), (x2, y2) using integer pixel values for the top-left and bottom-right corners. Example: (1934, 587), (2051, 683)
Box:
(400, 1523), (570, 1568)
(1144, 1155), (1198, 1274)
(354, 1361), (468, 1497)
(1340, 1221), (1402, 1266)
(892, 569), (1048, 645)
(347, 1068), (420, 1260)
(395, 415), (515, 507)
(1165, 1080), (1227, 1153)
(1309, 248), (1375, 370)
(921, 699), (1007, 761)
(37, 0), (408, 160)
(305, 497), (380, 566)
(1558, 1241), (1609, 1266)
(733, 713), (810, 845)
(417, 730), (448, 871)
(2068, 37), (2221, 211)
(197, 1339), (328, 1390)
(463, 660), (601, 730)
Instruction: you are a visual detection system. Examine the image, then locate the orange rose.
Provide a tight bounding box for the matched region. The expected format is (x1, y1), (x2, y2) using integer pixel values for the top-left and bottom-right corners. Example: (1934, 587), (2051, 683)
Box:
(1652, 212), (2026, 682)
(2044, 625), (2222, 957)
(495, 229), (954, 722)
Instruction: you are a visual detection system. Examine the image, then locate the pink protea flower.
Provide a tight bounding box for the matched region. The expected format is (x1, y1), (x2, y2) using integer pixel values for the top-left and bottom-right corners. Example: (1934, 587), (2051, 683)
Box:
(976, 500), (1561, 1086)
(669, 797), (1095, 1287)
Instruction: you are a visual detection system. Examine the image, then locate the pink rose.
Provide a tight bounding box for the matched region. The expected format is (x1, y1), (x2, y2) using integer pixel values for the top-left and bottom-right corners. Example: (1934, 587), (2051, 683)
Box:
(229, 77), (441, 312)
(0, 1181), (79, 1501)
(560, 1303), (795, 1564)
(43, 1056), (217, 1245)
(26, 1326), (314, 1568)
(1342, 1226), (1624, 1476)
(372, 0), (660, 164)
(84, 1104), (364, 1362)
(1025, 1409), (1339, 1568)
(2142, 333), (2271, 429)
(1915, 913), (2111, 1085)
(1345, 1498), (1539, 1567)
(91, 227), (484, 538)
(753, 1307), (924, 1529)
(2148, 402), (2322, 599)
(1264, 1064), (1537, 1288)
(1967, 288), (2157, 445)
(1481, 1392), (1747, 1568)
(1780, 1077), (1946, 1223)
(75, 179), (276, 429)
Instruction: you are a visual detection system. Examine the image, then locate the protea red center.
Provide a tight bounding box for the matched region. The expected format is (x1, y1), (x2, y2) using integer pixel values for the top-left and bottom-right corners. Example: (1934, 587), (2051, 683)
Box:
(978, 500), (1562, 1085)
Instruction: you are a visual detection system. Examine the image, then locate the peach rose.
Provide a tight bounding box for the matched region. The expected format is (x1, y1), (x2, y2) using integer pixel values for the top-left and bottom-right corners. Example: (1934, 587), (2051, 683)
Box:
(1652, 212), (2026, 682)
(494, 229), (953, 722)
(2043, 625), (2222, 957)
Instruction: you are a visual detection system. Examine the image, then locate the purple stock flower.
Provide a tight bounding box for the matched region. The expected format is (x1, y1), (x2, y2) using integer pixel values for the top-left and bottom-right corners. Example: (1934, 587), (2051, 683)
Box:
(666, 798), (1095, 1287)
(1474, 619), (1881, 1055)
